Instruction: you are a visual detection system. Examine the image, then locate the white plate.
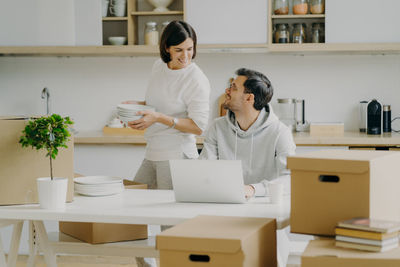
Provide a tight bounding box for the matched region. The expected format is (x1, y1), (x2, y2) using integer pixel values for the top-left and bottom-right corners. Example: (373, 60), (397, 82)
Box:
(74, 176), (122, 185)
(75, 187), (124, 197)
(117, 104), (155, 112)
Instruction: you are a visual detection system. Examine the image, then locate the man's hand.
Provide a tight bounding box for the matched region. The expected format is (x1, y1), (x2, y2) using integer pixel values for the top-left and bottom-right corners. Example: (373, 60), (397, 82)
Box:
(244, 185), (255, 199)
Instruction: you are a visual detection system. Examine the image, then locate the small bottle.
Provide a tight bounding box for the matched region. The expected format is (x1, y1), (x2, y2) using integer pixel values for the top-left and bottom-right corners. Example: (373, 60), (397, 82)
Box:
(274, 0), (289, 15)
(311, 23), (323, 43)
(383, 105), (392, 133)
(310, 0), (325, 14)
(160, 21), (170, 39)
(293, 0), (308, 15)
(144, 21), (159, 45)
(274, 24), (290, 43)
(292, 23), (307, 43)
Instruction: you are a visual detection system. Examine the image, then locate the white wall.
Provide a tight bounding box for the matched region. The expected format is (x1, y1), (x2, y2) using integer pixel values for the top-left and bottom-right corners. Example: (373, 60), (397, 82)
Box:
(0, 53), (400, 254)
(1, 54), (399, 131)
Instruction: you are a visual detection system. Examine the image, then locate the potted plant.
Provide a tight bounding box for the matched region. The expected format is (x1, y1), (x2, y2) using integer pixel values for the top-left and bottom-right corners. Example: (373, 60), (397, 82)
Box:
(19, 114), (73, 210)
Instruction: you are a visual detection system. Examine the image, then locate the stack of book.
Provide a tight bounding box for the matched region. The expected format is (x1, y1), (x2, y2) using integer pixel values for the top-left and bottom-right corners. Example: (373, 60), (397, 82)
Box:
(335, 217), (400, 252)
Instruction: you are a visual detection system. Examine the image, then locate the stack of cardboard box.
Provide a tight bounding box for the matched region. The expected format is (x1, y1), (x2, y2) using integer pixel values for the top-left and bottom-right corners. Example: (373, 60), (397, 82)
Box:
(287, 150), (400, 266)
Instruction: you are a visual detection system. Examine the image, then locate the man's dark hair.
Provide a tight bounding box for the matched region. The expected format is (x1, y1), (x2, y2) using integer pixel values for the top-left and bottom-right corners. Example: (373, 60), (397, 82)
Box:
(159, 21), (197, 63)
(235, 68), (274, 111)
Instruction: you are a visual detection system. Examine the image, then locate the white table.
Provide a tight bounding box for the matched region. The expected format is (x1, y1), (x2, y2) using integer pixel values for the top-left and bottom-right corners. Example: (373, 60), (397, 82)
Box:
(0, 189), (290, 267)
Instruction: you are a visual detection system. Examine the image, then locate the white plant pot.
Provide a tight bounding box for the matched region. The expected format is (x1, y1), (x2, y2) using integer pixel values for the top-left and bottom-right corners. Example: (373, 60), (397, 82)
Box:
(37, 177), (68, 210)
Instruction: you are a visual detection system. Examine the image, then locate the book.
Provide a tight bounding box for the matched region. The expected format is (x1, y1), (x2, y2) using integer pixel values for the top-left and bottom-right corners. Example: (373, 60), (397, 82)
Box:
(335, 235), (399, 247)
(337, 218), (400, 233)
(335, 227), (399, 241)
(335, 240), (399, 252)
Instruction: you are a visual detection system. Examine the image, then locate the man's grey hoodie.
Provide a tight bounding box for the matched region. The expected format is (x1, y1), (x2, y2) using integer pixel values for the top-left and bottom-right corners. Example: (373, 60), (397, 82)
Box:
(199, 104), (296, 196)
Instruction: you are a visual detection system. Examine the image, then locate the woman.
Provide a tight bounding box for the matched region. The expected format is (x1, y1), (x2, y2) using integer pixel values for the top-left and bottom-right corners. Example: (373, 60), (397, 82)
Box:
(128, 20), (210, 189)
(126, 21), (210, 267)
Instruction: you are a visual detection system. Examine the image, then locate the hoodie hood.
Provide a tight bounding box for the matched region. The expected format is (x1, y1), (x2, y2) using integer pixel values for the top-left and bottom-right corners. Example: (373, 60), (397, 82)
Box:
(225, 104), (279, 138)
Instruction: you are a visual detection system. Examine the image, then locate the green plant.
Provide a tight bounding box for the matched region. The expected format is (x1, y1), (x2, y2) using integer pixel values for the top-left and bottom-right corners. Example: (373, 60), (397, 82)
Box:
(19, 114), (73, 180)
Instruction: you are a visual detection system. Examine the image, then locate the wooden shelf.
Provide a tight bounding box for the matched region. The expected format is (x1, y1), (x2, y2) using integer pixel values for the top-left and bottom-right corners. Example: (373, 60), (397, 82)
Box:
(102, 17), (128, 21)
(268, 43), (400, 54)
(1, 43), (400, 56)
(271, 14), (325, 19)
(131, 11), (183, 16)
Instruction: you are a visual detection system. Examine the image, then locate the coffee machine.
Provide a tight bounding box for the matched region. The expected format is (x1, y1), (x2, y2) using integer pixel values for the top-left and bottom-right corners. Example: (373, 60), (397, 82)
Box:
(367, 99), (382, 135)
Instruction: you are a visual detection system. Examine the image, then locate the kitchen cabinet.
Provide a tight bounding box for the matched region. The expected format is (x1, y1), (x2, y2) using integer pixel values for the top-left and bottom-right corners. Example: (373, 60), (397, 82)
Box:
(325, 0), (400, 43)
(268, 0), (326, 47)
(185, 0), (268, 44)
(103, 0), (184, 46)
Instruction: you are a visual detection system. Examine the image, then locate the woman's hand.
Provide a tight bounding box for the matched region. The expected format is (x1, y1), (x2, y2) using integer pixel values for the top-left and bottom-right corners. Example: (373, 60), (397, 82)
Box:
(122, 100), (146, 105)
(127, 110), (160, 130)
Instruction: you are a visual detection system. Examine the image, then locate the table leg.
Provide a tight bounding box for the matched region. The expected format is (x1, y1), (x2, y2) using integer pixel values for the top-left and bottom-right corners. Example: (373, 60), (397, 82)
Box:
(32, 221), (57, 267)
(7, 221), (23, 267)
(0, 233), (7, 267)
(26, 221), (37, 267)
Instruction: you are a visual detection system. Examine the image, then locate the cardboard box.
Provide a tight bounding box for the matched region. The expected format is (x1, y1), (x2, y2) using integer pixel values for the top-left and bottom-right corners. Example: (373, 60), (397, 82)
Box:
(102, 126), (145, 136)
(0, 116), (74, 205)
(288, 150), (400, 236)
(59, 180), (148, 244)
(309, 122), (344, 136)
(302, 239), (400, 267)
(157, 215), (277, 267)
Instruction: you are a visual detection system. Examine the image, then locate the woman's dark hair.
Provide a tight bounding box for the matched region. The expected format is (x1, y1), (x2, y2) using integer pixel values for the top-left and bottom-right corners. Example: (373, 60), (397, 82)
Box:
(235, 68), (274, 111)
(159, 21), (197, 63)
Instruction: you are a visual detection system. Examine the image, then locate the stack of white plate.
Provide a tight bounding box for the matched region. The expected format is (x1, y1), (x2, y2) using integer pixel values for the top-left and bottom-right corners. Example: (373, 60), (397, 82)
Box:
(74, 176), (124, 197)
(117, 104), (155, 124)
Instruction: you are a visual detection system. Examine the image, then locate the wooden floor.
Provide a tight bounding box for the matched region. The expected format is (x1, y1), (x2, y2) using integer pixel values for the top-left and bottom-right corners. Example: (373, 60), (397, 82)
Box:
(15, 255), (141, 267)
(13, 255), (300, 267)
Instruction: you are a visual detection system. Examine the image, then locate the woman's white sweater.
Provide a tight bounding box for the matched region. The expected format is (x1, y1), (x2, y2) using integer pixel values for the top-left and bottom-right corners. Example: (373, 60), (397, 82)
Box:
(144, 59), (210, 161)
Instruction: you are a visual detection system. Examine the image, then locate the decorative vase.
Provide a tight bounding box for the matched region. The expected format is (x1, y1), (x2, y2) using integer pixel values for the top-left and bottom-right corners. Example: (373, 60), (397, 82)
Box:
(146, 0), (174, 12)
(37, 177), (68, 210)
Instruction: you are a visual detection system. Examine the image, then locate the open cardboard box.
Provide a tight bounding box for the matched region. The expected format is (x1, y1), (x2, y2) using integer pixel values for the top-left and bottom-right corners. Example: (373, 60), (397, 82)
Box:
(0, 116), (74, 205)
(59, 178), (148, 244)
(302, 239), (400, 267)
(157, 215), (277, 267)
(288, 150), (400, 236)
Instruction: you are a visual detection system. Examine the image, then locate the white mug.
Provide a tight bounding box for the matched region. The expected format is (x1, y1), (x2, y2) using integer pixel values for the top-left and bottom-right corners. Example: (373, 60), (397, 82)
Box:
(111, 0), (126, 6)
(109, 4), (126, 17)
(269, 182), (284, 204)
(102, 0), (110, 17)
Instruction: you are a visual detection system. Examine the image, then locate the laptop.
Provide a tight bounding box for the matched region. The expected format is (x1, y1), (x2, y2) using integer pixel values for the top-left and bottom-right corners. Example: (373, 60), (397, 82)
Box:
(169, 160), (246, 204)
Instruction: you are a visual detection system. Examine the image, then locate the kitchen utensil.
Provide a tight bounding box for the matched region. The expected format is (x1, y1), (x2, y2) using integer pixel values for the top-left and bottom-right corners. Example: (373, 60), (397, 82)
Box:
(359, 100), (368, 132)
(108, 36), (126, 45)
(146, 0), (175, 12)
(276, 98), (296, 131)
(383, 105), (391, 133)
(367, 99), (382, 135)
(295, 99), (309, 132)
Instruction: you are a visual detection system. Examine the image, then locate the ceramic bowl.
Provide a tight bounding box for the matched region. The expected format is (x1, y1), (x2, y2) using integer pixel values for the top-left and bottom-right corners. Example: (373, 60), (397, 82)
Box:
(108, 36), (127, 45)
(146, 0), (174, 12)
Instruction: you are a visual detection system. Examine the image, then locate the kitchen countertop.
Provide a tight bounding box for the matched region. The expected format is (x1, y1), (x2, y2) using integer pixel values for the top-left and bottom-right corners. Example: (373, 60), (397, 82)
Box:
(74, 131), (400, 147)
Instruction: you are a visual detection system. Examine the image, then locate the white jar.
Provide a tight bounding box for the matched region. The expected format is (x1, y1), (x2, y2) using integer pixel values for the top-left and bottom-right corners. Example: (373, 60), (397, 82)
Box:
(144, 21), (159, 45)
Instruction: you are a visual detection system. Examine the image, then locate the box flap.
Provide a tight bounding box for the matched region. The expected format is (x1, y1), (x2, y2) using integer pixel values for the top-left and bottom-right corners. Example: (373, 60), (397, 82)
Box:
(303, 239), (400, 260)
(157, 215), (275, 254)
(288, 150), (397, 173)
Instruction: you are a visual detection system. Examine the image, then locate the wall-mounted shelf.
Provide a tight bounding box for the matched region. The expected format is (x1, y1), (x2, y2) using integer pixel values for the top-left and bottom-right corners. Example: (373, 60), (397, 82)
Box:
(131, 11), (183, 16)
(102, 17), (128, 21)
(1, 43), (400, 57)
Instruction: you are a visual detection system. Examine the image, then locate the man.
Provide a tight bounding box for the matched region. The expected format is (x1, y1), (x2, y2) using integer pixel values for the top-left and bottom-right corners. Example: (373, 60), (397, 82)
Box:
(200, 68), (296, 198)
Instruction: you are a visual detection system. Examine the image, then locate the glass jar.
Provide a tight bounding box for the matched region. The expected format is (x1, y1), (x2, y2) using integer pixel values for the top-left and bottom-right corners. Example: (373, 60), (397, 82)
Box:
(293, 0), (308, 15)
(144, 21), (159, 45)
(292, 23), (307, 43)
(274, 0), (289, 15)
(274, 24), (290, 43)
(310, 0), (325, 14)
(311, 23), (323, 43)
